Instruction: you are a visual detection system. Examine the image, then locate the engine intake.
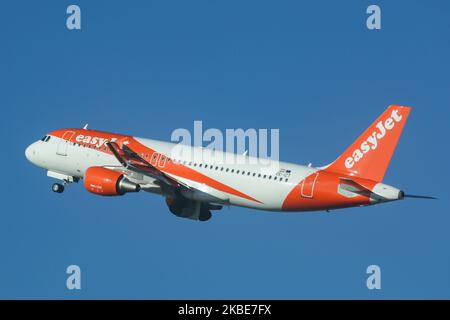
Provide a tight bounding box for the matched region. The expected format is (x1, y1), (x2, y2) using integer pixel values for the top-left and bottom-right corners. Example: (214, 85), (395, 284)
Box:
(84, 167), (140, 196)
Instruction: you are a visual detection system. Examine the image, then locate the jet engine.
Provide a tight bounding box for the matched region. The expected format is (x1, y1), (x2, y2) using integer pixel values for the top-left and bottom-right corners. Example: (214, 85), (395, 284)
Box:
(84, 167), (140, 196)
(165, 191), (213, 221)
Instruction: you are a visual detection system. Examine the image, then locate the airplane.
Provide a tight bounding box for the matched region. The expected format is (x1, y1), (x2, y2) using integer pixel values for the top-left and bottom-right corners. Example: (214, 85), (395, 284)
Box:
(24, 105), (434, 221)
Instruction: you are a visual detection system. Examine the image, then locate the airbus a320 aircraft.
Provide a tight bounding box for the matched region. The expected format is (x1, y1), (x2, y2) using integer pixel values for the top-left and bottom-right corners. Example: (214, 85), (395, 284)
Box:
(25, 105), (433, 221)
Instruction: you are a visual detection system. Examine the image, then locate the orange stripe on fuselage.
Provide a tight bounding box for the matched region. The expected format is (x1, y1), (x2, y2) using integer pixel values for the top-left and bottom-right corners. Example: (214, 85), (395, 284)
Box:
(49, 129), (262, 204)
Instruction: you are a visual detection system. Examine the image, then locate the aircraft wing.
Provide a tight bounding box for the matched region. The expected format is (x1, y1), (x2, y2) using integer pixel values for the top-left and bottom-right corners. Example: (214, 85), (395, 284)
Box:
(106, 141), (229, 204)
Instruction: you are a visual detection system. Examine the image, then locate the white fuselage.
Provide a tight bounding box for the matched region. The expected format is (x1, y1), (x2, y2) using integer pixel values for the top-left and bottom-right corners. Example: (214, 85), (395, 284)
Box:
(25, 132), (316, 211)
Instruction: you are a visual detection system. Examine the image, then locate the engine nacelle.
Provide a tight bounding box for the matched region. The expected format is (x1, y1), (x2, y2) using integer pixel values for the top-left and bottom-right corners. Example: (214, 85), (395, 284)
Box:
(165, 193), (212, 221)
(84, 167), (140, 196)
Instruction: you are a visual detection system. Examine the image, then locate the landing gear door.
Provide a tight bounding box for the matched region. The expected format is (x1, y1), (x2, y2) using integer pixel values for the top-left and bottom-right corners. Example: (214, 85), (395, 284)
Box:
(56, 131), (75, 156)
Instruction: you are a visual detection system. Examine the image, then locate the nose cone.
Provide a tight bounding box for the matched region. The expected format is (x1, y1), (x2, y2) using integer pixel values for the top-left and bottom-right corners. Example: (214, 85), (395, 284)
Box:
(25, 144), (35, 163)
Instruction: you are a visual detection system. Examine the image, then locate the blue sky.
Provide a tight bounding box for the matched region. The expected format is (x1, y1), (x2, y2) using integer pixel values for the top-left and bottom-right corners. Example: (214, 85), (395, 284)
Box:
(1, 0), (449, 299)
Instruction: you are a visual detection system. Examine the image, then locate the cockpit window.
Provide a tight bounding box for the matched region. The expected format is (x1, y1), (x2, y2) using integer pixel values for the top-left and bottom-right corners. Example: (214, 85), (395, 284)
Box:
(45, 136), (51, 142)
(40, 135), (51, 142)
(41, 136), (47, 141)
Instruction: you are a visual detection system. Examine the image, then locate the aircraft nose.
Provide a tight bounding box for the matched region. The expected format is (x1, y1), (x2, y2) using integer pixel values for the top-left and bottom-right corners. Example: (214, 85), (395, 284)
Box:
(25, 144), (35, 162)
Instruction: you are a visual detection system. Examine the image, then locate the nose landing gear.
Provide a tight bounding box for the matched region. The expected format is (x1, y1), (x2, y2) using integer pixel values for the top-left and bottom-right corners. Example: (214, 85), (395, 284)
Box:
(48, 174), (78, 194)
(52, 183), (65, 193)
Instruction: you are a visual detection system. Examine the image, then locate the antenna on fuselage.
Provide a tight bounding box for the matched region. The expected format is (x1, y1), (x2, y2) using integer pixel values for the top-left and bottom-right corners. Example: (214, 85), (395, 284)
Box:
(83, 124), (89, 130)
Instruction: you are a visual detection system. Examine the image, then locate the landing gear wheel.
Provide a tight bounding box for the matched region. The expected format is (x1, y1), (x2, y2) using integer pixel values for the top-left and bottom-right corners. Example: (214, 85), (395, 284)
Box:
(52, 183), (64, 193)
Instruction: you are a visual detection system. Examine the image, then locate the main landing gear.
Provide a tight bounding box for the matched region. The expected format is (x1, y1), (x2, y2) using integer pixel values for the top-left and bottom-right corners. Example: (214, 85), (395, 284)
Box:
(52, 183), (65, 193)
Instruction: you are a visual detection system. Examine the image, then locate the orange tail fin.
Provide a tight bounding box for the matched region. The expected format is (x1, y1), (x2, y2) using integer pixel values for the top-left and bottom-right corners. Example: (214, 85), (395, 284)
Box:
(325, 105), (411, 182)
